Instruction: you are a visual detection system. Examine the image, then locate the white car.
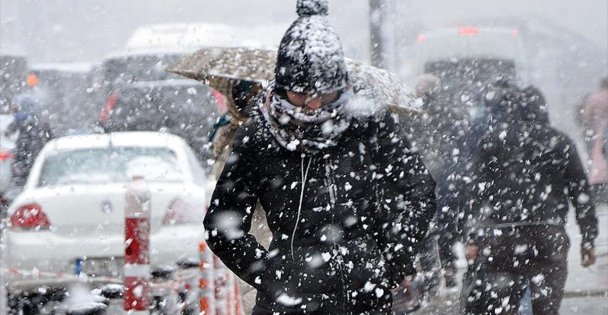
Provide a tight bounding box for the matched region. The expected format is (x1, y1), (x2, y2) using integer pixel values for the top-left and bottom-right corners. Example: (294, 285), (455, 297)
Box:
(2, 131), (211, 294)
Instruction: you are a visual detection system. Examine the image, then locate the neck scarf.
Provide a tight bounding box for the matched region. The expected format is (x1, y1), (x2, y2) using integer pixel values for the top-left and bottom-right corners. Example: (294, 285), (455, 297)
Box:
(260, 85), (353, 153)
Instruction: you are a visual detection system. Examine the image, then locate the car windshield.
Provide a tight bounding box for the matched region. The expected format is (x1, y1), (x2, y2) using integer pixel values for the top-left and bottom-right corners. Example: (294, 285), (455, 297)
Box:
(38, 147), (184, 186)
(102, 54), (183, 83)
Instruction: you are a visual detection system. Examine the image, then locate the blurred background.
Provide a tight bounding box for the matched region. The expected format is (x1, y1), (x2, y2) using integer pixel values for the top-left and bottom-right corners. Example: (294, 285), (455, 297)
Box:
(0, 2), (607, 314)
(1, 0), (606, 138)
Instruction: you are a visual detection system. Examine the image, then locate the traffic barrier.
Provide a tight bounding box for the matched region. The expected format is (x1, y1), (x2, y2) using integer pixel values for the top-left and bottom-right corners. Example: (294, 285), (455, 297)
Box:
(198, 241), (245, 315)
(214, 256), (228, 315)
(124, 176), (152, 314)
(199, 242), (216, 315)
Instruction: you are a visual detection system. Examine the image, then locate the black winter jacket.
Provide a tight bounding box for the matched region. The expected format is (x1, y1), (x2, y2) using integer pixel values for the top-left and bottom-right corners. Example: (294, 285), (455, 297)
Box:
(11, 116), (53, 187)
(467, 117), (598, 247)
(203, 111), (436, 314)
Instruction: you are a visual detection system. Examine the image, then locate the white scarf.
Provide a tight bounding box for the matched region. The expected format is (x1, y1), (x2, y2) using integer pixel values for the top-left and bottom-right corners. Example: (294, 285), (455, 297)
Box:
(260, 85), (353, 153)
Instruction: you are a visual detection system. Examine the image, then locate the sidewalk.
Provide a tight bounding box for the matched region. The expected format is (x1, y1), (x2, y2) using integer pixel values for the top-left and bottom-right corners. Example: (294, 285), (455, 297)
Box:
(416, 205), (608, 314)
(560, 204), (608, 314)
(563, 204), (608, 295)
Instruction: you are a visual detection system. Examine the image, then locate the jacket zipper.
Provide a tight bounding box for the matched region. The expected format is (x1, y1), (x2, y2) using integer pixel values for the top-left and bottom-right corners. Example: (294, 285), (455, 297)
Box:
(324, 159), (350, 311)
(291, 156), (312, 261)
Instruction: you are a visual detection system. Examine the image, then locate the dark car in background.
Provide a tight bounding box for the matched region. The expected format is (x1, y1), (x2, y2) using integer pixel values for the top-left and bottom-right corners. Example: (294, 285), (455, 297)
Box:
(99, 79), (220, 166)
(97, 50), (185, 96)
(413, 26), (529, 117)
(93, 50), (189, 119)
(29, 63), (97, 136)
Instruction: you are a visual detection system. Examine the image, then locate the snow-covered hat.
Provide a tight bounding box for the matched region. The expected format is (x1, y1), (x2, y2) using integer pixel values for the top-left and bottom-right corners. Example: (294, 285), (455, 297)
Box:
(274, 0), (349, 95)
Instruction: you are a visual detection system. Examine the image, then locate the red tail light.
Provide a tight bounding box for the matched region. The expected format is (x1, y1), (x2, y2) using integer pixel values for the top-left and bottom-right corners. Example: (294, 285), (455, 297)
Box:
(458, 26), (479, 36)
(162, 198), (203, 225)
(0, 150), (13, 161)
(98, 91), (118, 123)
(10, 203), (51, 230)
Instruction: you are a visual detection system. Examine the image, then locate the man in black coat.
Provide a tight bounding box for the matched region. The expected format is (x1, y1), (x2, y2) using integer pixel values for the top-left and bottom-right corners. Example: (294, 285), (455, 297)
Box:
(462, 85), (598, 315)
(8, 93), (53, 188)
(203, 0), (437, 314)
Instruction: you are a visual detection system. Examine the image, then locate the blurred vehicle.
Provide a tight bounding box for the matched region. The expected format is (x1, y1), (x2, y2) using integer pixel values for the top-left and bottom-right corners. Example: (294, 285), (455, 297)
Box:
(99, 22), (253, 94)
(125, 22), (282, 52)
(94, 49), (188, 108)
(126, 22), (256, 51)
(413, 26), (529, 116)
(28, 63), (96, 136)
(0, 53), (28, 111)
(93, 23), (283, 166)
(100, 50), (185, 87)
(97, 21), (283, 96)
(2, 131), (211, 312)
(98, 79), (220, 165)
(0, 114), (16, 213)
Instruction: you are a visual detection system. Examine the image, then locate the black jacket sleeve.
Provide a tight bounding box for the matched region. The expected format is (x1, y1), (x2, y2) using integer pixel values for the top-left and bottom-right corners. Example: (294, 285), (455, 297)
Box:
(371, 112), (437, 286)
(565, 141), (599, 248)
(203, 123), (268, 288)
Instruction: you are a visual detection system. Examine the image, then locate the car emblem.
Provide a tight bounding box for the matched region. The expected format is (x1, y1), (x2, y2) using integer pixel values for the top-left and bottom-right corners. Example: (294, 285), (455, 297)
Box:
(101, 200), (113, 214)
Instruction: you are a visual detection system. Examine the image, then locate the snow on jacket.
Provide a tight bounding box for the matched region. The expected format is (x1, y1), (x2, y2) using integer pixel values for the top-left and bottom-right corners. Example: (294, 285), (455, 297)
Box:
(203, 109), (436, 313)
(467, 111), (598, 248)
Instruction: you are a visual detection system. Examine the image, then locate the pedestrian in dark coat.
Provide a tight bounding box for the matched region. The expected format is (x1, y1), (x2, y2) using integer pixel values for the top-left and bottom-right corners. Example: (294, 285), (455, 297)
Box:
(462, 85), (598, 315)
(203, 1), (437, 314)
(10, 93), (53, 188)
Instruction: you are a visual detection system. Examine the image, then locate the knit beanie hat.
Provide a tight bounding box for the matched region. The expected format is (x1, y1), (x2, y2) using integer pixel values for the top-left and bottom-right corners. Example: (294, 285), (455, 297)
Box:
(274, 0), (349, 95)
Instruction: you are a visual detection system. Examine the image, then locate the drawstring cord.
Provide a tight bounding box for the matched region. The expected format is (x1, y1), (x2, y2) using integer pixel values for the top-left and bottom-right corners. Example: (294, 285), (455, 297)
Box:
(291, 156), (313, 261)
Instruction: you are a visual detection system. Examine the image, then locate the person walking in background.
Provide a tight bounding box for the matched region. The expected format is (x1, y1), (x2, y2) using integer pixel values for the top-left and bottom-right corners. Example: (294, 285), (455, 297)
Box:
(462, 85), (598, 315)
(583, 77), (608, 204)
(8, 93), (53, 188)
(203, 0), (437, 313)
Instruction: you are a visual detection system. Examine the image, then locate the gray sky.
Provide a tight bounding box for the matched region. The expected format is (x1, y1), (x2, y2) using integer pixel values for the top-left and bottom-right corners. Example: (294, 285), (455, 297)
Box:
(1, 0), (606, 64)
(0, 0), (606, 139)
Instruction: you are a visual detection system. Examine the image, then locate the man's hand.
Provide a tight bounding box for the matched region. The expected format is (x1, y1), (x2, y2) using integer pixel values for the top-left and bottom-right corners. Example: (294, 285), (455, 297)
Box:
(392, 276), (412, 294)
(581, 246), (597, 267)
(465, 244), (480, 264)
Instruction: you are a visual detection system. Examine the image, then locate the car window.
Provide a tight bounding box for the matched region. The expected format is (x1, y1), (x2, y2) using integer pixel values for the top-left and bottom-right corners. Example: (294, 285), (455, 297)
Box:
(38, 147), (183, 186)
(184, 146), (206, 186)
(102, 54), (182, 85)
